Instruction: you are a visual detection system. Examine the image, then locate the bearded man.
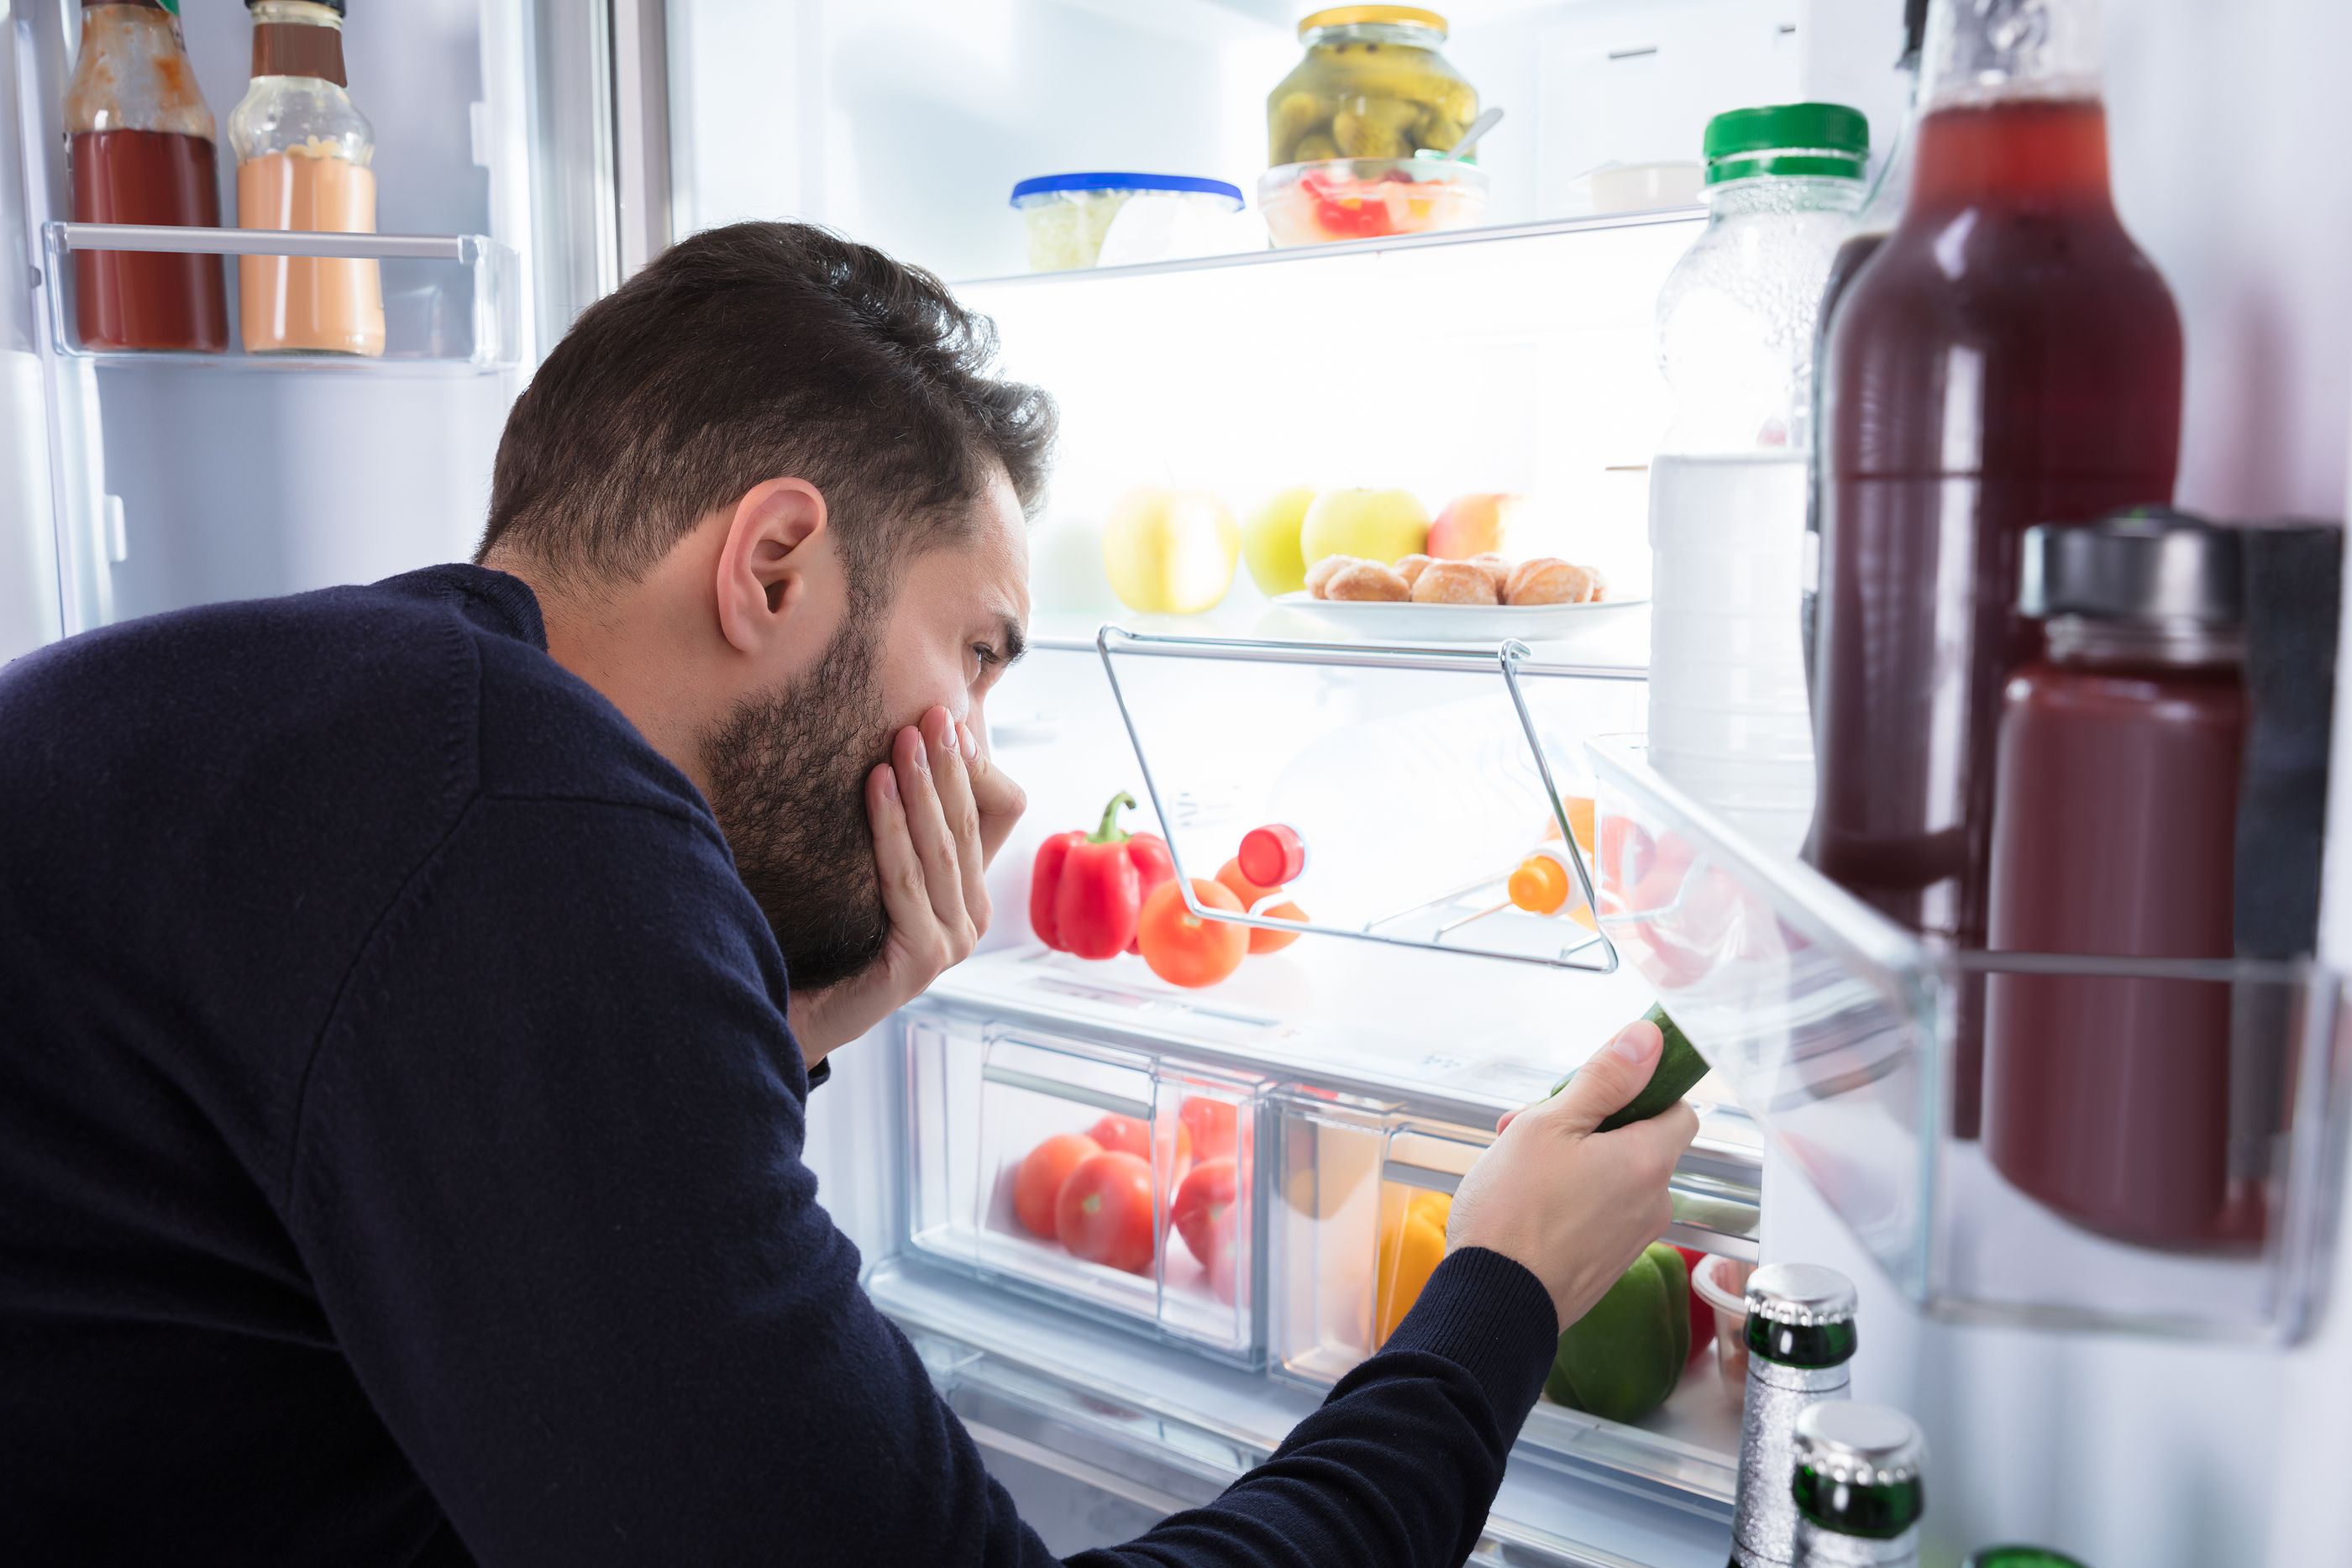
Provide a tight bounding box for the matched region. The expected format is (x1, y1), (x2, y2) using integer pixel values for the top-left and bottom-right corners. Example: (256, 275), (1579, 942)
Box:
(0, 222), (1695, 1566)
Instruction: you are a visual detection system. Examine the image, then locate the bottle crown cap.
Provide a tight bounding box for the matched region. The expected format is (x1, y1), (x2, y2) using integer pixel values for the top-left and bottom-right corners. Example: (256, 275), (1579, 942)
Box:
(1745, 1262), (1858, 1326)
(1795, 1402), (1926, 1487)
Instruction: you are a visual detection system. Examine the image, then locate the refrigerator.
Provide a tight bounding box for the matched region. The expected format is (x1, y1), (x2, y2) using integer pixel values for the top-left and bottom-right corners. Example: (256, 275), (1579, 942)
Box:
(7, 2), (2350, 1564)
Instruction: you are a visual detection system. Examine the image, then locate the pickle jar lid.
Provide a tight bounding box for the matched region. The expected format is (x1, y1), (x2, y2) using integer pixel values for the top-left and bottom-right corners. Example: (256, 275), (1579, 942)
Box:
(1299, 7), (1448, 40)
(1701, 102), (1868, 183)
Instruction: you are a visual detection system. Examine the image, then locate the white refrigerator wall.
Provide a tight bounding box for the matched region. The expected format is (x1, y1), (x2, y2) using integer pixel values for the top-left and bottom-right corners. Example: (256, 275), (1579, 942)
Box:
(0, 1), (59, 662)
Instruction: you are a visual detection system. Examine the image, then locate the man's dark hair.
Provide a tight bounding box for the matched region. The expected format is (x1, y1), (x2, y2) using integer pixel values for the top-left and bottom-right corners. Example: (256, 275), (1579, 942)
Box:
(478, 221), (1055, 603)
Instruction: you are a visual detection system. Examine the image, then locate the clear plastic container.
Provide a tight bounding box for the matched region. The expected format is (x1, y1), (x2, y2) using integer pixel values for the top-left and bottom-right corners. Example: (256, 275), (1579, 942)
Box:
(903, 1010), (1262, 1361)
(1646, 103), (1866, 854)
(1691, 1251), (1755, 1388)
(1257, 157), (1488, 247)
(228, 0), (384, 355)
(1009, 174), (1243, 273)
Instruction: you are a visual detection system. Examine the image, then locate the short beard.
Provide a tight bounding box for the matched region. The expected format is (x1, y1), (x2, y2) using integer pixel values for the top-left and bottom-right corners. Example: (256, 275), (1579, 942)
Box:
(698, 616), (895, 992)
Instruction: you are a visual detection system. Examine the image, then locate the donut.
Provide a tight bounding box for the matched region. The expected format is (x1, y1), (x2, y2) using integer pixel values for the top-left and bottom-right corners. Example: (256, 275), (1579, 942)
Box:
(1467, 553), (1513, 595)
(1504, 558), (1598, 606)
(1394, 553), (1434, 589)
(1582, 565), (1609, 603)
(1305, 555), (1358, 600)
(1411, 561), (1500, 606)
(1323, 562), (1412, 602)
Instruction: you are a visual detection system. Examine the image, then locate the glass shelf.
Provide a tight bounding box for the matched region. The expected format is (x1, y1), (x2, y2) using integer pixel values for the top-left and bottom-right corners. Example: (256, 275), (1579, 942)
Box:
(41, 223), (520, 371)
(1585, 737), (2347, 1345)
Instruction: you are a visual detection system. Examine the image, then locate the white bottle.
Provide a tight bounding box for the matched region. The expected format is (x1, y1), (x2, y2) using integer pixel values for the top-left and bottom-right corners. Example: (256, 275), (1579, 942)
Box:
(1647, 104), (1865, 853)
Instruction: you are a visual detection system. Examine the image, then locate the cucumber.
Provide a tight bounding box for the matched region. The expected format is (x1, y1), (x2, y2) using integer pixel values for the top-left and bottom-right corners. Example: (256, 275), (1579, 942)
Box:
(1547, 1004), (1712, 1133)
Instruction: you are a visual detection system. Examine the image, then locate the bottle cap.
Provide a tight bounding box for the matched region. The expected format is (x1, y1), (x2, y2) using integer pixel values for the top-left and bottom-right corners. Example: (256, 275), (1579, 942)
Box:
(1745, 1262), (1858, 1326)
(1793, 1403), (1928, 1540)
(1701, 102), (1869, 183)
(1794, 1402), (1925, 1487)
(1965, 1550), (2091, 1568)
(2019, 511), (2243, 627)
(1236, 825), (1306, 888)
(248, 0), (347, 13)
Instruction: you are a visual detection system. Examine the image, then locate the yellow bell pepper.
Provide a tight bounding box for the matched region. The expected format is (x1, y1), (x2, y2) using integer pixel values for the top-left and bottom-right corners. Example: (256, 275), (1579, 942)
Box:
(1374, 1189), (1452, 1345)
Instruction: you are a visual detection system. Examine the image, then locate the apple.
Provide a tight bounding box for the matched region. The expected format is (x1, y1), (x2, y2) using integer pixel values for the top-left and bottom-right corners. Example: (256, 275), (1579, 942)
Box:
(1427, 492), (1524, 560)
(1101, 487), (1240, 615)
(1299, 488), (1429, 568)
(1241, 486), (1316, 597)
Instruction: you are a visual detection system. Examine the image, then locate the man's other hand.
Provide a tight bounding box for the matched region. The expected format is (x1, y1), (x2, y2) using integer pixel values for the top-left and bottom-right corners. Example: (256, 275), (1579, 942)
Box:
(787, 706), (1021, 1065)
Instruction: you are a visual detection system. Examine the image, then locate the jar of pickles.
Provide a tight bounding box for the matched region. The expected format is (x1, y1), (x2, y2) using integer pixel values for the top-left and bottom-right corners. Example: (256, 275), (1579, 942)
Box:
(1266, 7), (1478, 167)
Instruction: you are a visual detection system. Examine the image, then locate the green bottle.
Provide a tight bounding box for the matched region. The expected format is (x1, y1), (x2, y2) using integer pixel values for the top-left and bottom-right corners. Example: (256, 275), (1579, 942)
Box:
(1964, 1551), (2090, 1568)
(1788, 1403), (1924, 1566)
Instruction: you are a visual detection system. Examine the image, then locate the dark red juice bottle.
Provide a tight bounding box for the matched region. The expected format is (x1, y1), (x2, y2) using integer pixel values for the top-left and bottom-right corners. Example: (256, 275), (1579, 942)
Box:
(65, 0), (228, 353)
(1984, 518), (2248, 1250)
(1806, 0), (2183, 1137)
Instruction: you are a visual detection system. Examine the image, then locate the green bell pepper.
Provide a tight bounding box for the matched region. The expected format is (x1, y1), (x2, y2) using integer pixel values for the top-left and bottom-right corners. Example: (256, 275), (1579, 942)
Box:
(1544, 1241), (1690, 1424)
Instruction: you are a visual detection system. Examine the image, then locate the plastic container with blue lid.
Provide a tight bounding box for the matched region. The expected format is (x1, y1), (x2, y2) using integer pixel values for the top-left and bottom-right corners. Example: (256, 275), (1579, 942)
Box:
(1010, 172), (1245, 272)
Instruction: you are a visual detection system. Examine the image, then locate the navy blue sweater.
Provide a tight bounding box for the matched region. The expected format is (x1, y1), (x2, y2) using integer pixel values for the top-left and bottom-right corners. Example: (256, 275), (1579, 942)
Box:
(0, 564), (1559, 1565)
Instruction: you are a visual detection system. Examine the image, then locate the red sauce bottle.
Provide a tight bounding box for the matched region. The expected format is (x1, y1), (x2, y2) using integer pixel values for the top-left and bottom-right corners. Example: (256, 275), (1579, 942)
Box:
(1805, 0), (2184, 1136)
(1983, 517), (2248, 1250)
(65, 0), (228, 353)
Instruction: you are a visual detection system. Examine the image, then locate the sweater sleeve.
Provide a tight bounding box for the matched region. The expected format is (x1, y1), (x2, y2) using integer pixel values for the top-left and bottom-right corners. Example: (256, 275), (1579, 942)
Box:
(288, 794), (1555, 1568)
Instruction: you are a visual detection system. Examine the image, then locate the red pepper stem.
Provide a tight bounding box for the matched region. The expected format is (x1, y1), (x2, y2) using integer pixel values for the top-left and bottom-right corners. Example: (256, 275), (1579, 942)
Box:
(1086, 791), (1137, 846)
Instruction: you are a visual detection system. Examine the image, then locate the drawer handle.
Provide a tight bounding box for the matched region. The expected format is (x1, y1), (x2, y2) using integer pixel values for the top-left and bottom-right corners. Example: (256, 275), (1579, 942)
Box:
(981, 1064), (1152, 1122)
(1380, 1161), (1464, 1198)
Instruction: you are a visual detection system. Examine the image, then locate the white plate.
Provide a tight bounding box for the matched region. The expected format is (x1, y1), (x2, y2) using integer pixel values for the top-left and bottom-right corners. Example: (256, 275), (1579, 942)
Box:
(1272, 590), (1649, 644)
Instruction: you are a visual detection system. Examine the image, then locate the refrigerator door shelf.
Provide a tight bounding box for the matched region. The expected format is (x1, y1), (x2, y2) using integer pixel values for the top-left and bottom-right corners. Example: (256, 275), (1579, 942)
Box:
(1587, 736), (2348, 1345)
(41, 223), (522, 371)
(904, 1014), (1265, 1363)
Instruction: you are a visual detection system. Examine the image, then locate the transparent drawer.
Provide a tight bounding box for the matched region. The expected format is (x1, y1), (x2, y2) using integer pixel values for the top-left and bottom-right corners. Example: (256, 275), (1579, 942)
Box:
(1588, 736), (2347, 1345)
(904, 1014), (1263, 1361)
(1270, 1095), (1744, 1497)
(1098, 630), (1645, 972)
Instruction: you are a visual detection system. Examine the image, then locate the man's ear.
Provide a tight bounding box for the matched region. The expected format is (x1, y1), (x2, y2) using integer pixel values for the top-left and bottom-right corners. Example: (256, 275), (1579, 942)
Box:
(713, 478), (827, 655)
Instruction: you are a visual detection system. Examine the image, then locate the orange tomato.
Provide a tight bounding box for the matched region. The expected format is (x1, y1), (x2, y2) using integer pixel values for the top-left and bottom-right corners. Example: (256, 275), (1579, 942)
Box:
(1015, 1132), (1100, 1240)
(1136, 878), (1249, 988)
(1215, 857), (1306, 953)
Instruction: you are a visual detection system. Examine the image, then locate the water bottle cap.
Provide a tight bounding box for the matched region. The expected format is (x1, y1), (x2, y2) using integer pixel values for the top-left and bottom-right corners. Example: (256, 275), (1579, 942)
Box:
(1701, 102), (1869, 183)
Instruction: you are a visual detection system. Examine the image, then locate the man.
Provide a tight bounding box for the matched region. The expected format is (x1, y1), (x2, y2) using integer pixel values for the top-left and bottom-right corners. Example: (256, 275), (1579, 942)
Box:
(0, 223), (1697, 1565)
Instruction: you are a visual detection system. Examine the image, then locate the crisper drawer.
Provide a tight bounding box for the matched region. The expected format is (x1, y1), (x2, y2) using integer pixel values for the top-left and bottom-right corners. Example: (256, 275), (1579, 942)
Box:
(902, 1013), (1263, 1362)
(1269, 1095), (1742, 1499)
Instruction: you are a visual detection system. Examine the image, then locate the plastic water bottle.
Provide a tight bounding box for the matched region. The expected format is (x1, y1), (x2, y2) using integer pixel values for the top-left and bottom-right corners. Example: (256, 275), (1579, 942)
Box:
(1648, 103), (1865, 852)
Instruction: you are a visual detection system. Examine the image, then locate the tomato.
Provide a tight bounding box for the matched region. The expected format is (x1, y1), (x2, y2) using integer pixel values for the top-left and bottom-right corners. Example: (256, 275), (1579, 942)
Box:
(1135, 878), (1249, 988)
(1056, 1151), (1157, 1274)
(1087, 1112), (1190, 1184)
(1177, 1096), (1238, 1163)
(1170, 1156), (1238, 1277)
(1013, 1132), (1100, 1240)
(1215, 857), (1305, 954)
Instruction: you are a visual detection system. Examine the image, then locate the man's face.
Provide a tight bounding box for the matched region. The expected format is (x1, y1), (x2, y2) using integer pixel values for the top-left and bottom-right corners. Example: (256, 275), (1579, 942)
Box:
(698, 473), (1030, 989)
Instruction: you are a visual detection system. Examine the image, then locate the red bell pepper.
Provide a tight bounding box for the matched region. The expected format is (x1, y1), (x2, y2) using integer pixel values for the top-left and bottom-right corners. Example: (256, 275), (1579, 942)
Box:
(1030, 792), (1174, 960)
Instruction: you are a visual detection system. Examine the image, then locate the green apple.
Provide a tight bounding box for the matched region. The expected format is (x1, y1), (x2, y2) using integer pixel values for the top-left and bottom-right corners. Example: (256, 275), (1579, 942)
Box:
(1299, 488), (1429, 568)
(1241, 486), (1316, 597)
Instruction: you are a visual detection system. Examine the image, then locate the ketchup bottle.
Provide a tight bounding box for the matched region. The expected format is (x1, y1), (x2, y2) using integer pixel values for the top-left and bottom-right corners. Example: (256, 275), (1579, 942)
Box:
(64, 0), (228, 353)
(1805, 0), (2184, 1137)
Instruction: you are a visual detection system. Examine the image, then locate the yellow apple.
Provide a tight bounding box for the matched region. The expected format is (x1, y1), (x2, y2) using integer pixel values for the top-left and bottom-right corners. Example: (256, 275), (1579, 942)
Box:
(1428, 492), (1523, 560)
(1241, 486), (1316, 597)
(1299, 488), (1429, 568)
(1101, 486), (1240, 615)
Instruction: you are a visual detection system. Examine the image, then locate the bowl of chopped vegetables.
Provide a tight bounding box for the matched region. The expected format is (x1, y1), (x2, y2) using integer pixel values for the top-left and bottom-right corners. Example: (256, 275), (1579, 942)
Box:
(1257, 156), (1488, 247)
